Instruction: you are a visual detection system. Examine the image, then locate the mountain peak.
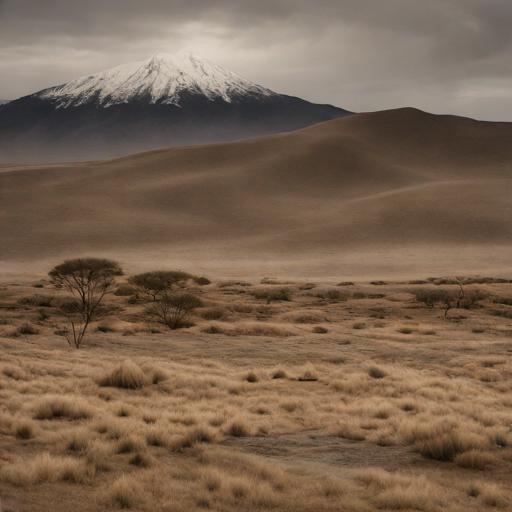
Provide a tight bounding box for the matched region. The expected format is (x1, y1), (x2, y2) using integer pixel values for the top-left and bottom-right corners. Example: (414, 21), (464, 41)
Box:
(37, 51), (276, 108)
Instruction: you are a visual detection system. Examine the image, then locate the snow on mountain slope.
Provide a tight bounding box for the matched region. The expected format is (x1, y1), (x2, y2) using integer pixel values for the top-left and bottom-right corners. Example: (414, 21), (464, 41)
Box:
(38, 51), (276, 108)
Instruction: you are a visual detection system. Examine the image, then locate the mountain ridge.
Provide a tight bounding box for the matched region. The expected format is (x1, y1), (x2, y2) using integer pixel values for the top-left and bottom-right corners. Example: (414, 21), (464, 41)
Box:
(0, 52), (352, 165)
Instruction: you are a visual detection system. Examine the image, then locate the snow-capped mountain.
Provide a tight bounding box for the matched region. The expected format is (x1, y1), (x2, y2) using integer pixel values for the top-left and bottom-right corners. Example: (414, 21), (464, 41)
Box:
(0, 51), (352, 164)
(39, 51), (276, 108)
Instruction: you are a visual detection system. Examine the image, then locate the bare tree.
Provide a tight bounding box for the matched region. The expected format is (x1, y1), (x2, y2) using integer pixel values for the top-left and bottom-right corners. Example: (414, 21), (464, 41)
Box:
(49, 258), (123, 348)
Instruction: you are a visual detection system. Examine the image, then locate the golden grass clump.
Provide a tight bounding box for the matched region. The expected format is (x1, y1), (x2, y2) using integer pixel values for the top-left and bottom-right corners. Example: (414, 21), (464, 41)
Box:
(97, 360), (151, 389)
(2, 453), (91, 486)
(34, 396), (94, 420)
(104, 475), (145, 509)
(67, 429), (91, 453)
(116, 436), (146, 454)
(225, 418), (251, 437)
(411, 426), (487, 462)
(454, 449), (497, 470)
(85, 441), (113, 472)
(170, 425), (218, 451)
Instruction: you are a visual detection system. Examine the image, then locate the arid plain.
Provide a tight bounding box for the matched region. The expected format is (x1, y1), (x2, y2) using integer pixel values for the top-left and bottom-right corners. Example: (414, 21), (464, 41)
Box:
(1, 108), (512, 512)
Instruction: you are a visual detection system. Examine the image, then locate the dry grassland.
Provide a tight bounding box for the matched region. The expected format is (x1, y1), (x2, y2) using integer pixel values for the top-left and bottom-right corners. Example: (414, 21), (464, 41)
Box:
(1, 277), (512, 511)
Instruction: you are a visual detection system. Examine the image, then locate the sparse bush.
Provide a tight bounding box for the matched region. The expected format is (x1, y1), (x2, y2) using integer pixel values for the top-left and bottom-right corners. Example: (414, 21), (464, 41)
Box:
(371, 281), (387, 285)
(17, 295), (55, 307)
(98, 360), (151, 389)
(312, 326), (328, 333)
(337, 282), (355, 286)
(15, 420), (36, 440)
(299, 283), (316, 290)
(14, 323), (39, 335)
(245, 371), (259, 383)
(325, 289), (348, 301)
(353, 322), (366, 329)
(298, 369), (318, 381)
(200, 307), (227, 320)
(37, 309), (50, 321)
(397, 327), (414, 334)
(251, 288), (292, 303)
(368, 366), (387, 379)
(147, 292), (203, 330)
(272, 370), (287, 379)
(114, 284), (136, 296)
(293, 314), (324, 324)
(194, 276), (211, 286)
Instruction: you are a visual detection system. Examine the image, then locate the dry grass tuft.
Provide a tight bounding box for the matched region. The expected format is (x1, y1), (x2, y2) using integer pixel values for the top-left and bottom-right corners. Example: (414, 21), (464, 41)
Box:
(97, 360), (150, 389)
(34, 396), (93, 420)
(225, 418), (251, 437)
(105, 475), (144, 509)
(67, 429), (91, 453)
(2, 453), (90, 486)
(14, 420), (36, 440)
(312, 326), (329, 333)
(116, 436), (146, 454)
(272, 369), (287, 379)
(129, 451), (154, 468)
(454, 449), (497, 470)
(170, 426), (218, 451)
(85, 441), (112, 472)
(416, 429), (486, 462)
(481, 483), (508, 507)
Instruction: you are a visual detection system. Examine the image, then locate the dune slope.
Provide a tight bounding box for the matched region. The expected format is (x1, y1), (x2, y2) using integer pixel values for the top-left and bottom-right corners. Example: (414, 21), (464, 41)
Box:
(1, 108), (511, 278)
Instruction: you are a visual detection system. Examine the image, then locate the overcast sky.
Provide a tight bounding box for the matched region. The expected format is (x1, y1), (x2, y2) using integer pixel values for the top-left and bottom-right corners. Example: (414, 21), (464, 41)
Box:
(0, 0), (511, 121)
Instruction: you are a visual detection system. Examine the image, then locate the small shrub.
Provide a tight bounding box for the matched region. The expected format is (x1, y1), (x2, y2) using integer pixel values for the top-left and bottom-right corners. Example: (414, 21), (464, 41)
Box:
(293, 314), (324, 324)
(298, 369), (318, 381)
(97, 360), (150, 389)
(312, 326), (328, 334)
(299, 283), (316, 290)
(16, 323), (39, 335)
(368, 366), (387, 379)
(472, 328), (485, 333)
(245, 371), (259, 383)
(371, 281), (387, 285)
(272, 370), (287, 379)
(251, 288), (292, 302)
(17, 295), (55, 307)
(194, 277), (211, 286)
(325, 289), (348, 301)
(353, 322), (366, 329)
(231, 304), (253, 314)
(37, 309), (50, 321)
(200, 307), (226, 320)
(114, 284), (136, 296)
(397, 327), (414, 334)
(337, 282), (355, 286)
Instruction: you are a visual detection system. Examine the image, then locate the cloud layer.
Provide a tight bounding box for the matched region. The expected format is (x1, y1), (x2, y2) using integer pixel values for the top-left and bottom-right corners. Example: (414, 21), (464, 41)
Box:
(1, 0), (511, 120)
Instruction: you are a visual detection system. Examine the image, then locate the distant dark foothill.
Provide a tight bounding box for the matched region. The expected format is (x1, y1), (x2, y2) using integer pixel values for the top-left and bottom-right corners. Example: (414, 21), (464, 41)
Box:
(0, 51), (352, 165)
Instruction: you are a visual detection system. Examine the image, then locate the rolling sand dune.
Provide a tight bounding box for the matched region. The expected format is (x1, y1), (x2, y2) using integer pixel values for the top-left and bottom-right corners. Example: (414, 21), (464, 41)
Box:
(1, 107), (511, 279)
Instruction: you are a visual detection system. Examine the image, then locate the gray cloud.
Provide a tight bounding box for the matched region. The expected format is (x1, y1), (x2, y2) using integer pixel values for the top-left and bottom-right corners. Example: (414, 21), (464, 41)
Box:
(0, 0), (511, 120)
